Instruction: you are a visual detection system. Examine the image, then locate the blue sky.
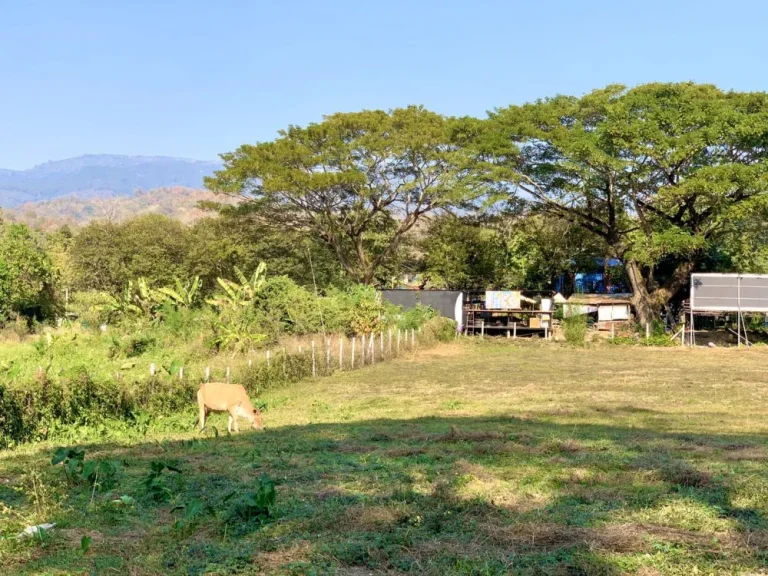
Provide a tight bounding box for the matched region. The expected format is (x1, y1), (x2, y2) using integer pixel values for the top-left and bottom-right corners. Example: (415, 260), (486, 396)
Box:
(2, 0), (768, 170)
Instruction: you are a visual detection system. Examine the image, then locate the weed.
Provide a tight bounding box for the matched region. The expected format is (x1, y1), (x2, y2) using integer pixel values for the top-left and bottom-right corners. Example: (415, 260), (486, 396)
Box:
(140, 461), (183, 502)
(224, 474), (276, 529)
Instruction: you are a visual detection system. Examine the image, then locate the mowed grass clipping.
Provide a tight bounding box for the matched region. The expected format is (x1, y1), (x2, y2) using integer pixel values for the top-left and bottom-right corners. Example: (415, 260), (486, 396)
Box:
(2, 341), (768, 575)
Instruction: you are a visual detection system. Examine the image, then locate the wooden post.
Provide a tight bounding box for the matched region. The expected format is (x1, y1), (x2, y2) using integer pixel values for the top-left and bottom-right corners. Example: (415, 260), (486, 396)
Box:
(380, 331), (384, 356)
(646, 322), (651, 339)
(339, 338), (343, 370)
(298, 345), (302, 354)
(283, 347), (287, 377)
(362, 334), (366, 365)
(266, 349), (271, 368)
(411, 328), (415, 347)
(397, 329), (401, 353)
(248, 358), (252, 368)
(370, 334), (375, 363)
(388, 328), (393, 356)
(205, 366), (210, 382)
(513, 323), (517, 339)
(326, 340), (331, 370)
(681, 321), (685, 346)
(351, 336), (356, 369)
(481, 320), (485, 339)
(179, 366), (184, 380)
(226, 367), (231, 384)
(150, 363), (156, 377)
(311, 341), (316, 377)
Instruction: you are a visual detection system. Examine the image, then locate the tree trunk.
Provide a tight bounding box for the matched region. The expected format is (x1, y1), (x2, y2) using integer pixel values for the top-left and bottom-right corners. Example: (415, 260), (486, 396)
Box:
(626, 260), (656, 326)
(625, 259), (694, 327)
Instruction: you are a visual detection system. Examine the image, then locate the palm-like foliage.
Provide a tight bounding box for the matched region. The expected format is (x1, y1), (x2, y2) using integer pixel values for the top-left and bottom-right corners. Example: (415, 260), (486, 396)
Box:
(157, 276), (202, 308)
(206, 263), (266, 309)
(207, 263), (268, 352)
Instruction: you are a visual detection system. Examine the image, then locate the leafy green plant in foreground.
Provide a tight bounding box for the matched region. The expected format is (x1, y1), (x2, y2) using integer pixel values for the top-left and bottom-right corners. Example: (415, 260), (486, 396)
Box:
(224, 474), (276, 527)
(140, 461), (183, 502)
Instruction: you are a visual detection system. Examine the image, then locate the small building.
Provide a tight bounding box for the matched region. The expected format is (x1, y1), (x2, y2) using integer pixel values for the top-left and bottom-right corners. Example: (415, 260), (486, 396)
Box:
(565, 293), (633, 330)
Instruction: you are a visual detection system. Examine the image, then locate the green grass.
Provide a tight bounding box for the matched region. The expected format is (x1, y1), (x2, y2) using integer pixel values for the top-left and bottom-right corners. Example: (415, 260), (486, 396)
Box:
(2, 341), (768, 575)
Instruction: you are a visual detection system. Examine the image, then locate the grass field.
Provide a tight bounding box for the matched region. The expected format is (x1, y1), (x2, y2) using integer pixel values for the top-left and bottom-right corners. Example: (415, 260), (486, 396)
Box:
(2, 341), (768, 575)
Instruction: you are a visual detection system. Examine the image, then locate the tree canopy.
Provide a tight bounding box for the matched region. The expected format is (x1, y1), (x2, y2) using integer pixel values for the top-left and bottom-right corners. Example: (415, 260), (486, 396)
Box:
(206, 106), (486, 284)
(0, 223), (56, 321)
(485, 82), (768, 322)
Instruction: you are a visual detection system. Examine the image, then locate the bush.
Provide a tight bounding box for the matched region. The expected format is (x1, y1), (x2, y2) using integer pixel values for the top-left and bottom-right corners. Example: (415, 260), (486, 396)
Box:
(397, 304), (437, 331)
(420, 317), (457, 343)
(562, 313), (588, 345)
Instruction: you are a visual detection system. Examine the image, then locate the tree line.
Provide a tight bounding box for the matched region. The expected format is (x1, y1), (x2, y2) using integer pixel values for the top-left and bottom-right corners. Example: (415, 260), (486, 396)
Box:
(2, 82), (768, 326)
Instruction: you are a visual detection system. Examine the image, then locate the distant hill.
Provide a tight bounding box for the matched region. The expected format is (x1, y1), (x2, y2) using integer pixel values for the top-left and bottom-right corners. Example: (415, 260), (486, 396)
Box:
(4, 187), (235, 230)
(0, 154), (222, 207)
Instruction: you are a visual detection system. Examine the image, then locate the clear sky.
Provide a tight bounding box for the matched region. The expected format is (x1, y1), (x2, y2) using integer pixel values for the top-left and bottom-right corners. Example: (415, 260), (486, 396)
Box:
(2, 0), (768, 170)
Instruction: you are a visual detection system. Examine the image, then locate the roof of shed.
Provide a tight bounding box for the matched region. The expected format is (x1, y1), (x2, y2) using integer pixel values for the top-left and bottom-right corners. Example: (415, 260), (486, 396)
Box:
(567, 293), (633, 305)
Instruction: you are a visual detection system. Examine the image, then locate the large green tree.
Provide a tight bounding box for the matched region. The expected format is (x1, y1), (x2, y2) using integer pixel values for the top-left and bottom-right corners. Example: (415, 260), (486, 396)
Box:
(206, 106), (486, 284)
(71, 214), (189, 292)
(0, 223), (56, 321)
(185, 215), (345, 292)
(486, 83), (768, 323)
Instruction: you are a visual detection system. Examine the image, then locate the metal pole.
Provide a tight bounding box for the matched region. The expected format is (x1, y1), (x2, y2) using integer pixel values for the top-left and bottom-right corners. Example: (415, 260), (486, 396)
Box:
(737, 275), (743, 348)
(690, 307), (694, 347)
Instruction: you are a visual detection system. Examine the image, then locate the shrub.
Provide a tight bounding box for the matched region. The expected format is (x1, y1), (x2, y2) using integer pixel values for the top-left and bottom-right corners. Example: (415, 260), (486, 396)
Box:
(420, 317), (457, 343)
(562, 313), (588, 345)
(397, 304), (437, 331)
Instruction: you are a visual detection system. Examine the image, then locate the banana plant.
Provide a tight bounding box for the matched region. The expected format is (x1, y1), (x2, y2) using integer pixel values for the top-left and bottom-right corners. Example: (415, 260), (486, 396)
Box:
(133, 277), (161, 316)
(157, 276), (202, 308)
(207, 263), (266, 310)
(99, 283), (143, 322)
(212, 318), (266, 353)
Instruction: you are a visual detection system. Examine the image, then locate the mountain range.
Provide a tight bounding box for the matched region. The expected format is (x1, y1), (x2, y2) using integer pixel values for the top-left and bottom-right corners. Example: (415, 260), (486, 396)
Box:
(0, 154), (222, 207)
